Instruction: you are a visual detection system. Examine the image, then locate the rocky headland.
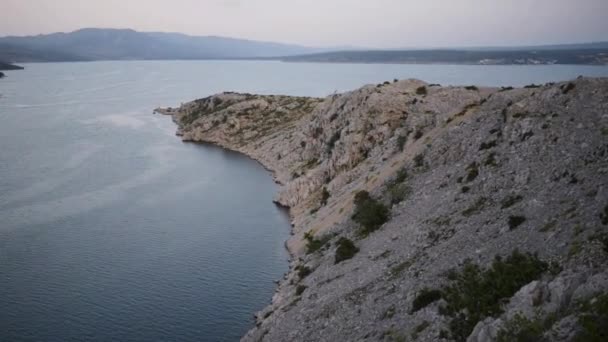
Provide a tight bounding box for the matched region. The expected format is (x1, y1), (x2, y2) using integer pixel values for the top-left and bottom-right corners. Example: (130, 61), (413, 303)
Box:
(157, 78), (608, 342)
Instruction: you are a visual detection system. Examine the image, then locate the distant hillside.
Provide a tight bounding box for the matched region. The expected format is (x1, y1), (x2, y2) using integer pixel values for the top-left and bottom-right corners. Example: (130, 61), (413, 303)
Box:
(0, 61), (24, 70)
(283, 47), (608, 65)
(0, 28), (325, 62)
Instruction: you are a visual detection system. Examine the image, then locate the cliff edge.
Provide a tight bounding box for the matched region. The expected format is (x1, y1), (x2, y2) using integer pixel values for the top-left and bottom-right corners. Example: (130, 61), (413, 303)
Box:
(158, 78), (608, 342)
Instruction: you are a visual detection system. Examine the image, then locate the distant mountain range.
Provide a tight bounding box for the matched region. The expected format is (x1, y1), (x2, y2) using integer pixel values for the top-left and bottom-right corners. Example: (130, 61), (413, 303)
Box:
(0, 28), (328, 63)
(0, 28), (606, 65)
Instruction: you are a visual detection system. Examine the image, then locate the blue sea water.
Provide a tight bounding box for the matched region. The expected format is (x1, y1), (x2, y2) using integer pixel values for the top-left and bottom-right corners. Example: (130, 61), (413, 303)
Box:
(0, 61), (607, 341)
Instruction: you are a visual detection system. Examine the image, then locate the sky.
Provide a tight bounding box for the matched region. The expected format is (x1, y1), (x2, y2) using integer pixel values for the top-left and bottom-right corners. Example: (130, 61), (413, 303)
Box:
(3, 0), (608, 48)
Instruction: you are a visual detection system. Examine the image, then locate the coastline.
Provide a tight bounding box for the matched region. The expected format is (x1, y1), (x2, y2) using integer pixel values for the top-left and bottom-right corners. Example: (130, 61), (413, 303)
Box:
(156, 78), (608, 342)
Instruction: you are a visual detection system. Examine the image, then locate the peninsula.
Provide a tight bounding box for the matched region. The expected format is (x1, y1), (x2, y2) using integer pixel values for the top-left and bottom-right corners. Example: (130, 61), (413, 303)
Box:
(158, 78), (608, 341)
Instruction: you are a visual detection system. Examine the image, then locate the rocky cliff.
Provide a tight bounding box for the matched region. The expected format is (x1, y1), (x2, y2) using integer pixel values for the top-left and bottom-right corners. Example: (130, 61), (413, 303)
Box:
(157, 78), (608, 342)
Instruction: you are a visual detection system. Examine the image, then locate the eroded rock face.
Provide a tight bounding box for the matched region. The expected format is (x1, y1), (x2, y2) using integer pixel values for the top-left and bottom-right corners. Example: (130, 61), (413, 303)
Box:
(159, 78), (608, 342)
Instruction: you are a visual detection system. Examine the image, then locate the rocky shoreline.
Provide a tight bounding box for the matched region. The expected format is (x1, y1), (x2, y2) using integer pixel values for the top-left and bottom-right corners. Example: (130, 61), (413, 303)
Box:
(158, 78), (608, 341)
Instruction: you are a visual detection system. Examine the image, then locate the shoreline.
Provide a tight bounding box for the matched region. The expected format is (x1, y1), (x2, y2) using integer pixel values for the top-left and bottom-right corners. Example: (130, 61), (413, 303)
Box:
(155, 108), (299, 259)
(155, 79), (608, 341)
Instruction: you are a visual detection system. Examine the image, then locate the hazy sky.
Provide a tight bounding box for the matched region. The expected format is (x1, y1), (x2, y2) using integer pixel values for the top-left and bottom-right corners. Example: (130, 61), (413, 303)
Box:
(3, 0), (608, 48)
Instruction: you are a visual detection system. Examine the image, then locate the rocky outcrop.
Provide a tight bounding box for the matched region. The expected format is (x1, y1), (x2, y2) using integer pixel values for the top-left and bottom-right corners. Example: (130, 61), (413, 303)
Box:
(158, 78), (608, 342)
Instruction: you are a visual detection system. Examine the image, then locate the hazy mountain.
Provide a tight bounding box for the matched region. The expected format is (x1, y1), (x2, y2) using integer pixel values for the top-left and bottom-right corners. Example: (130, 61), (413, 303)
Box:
(0, 28), (327, 62)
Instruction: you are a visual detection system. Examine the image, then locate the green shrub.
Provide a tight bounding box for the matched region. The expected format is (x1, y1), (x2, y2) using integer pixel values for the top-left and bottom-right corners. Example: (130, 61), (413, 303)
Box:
(562, 82), (576, 94)
(479, 140), (497, 151)
(575, 293), (608, 342)
(600, 204), (608, 225)
(462, 197), (487, 217)
(465, 162), (479, 182)
(496, 314), (547, 342)
(295, 285), (307, 296)
(416, 86), (428, 96)
(412, 321), (430, 340)
(304, 231), (332, 254)
(352, 191), (389, 235)
(397, 135), (407, 151)
(335, 237), (359, 263)
(326, 131), (341, 153)
(442, 250), (547, 341)
(508, 216), (527, 230)
(411, 289), (442, 313)
(296, 265), (312, 279)
(524, 84), (541, 89)
(394, 169), (408, 183)
(501, 195), (523, 209)
(465, 85), (479, 91)
(413, 154), (424, 168)
(388, 183), (411, 205)
(320, 187), (330, 206)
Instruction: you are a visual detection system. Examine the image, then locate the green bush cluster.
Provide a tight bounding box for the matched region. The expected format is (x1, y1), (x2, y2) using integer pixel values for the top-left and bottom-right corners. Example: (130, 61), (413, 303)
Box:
(575, 293), (608, 341)
(386, 170), (411, 205)
(296, 265), (312, 279)
(411, 288), (442, 313)
(442, 250), (547, 341)
(334, 237), (359, 264)
(295, 285), (307, 296)
(304, 231), (332, 254)
(352, 191), (390, 236)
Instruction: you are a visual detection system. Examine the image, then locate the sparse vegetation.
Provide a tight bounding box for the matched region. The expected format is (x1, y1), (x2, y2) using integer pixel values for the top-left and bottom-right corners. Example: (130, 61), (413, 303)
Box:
(335, 237), (359, 263)
(382, 305), (396, 319)
(568, 240), (582, 258)
(320, 187), (330, 206)
(496, 314), (547, 342)
(295, 285), (307, 296)
(413, 153), (425, 168)
(575, 293), (608, 341)
(501, 195), (523, 209)
(508, 215), (527, 230)
(540, 220), (557, 232)
(411, 288), (442, 313)
(465, 162), (479, 183)
(441, 251), (548, 341)
(600, 204), (608, 225)
(296, 265), (312, 279)
(524, 84), (541, 89)
(326, 131), (341, 153)
(465, 85), (479, 91)
(416, 86), (428, 96)
(411, 321), (430, 340)
(388, 183), (411, 205)
(352, 191), (390, 236)
(304, 231), (332, 254)
(484, 152), (498, 166)
(562, 82), (576, 94)
(479, 140), (497, 150)
(462, 197), (487, 217)
(397, 135), (407, 151)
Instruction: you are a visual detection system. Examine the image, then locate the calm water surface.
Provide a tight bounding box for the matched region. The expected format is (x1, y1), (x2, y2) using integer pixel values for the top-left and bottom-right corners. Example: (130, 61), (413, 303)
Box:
(1, 61), (607, 342)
